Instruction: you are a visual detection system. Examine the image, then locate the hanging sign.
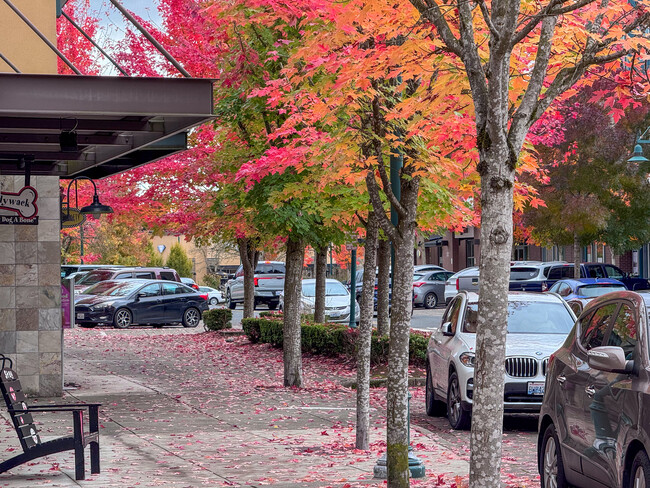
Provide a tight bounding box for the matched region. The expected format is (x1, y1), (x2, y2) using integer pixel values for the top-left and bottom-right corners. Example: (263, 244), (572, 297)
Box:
(0, 186), (38, 225)
(61, 208), (86, 229)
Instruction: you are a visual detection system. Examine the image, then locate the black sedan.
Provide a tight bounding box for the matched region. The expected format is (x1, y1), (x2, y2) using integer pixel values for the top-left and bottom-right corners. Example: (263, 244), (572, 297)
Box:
(75, 279), (208, 329)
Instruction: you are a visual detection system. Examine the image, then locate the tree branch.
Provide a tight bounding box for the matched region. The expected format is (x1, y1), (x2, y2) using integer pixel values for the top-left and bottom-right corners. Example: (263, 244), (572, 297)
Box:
(366, 171), (398, 242)
(410, 0), (462, 56)
(477, 0), (500, 43)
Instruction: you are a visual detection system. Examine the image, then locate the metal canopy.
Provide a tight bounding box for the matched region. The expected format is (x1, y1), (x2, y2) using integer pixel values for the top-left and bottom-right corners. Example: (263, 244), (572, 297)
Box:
(0, 73), (214, 179)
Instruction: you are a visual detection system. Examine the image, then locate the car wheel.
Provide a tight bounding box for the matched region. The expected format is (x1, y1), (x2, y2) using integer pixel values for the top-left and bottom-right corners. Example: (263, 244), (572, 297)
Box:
(268, 302), (278, 310)
(628, 450), (650, 488)
(113, 308), (132, 329)
(540, 423), (568, 488)
(424, 292), (438, 309)
(182, 307), (201, 328)
(425, 363), (446, 417)
(209, 297), (218, 306)
(447, 371), (470, 430)
(227, 291), (236, 310)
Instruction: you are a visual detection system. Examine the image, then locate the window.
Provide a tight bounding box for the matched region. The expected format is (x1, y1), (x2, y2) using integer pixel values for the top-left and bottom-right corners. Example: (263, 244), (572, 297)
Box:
(580, 303), (617, 350)
(159, 271), (176, 281)
(115, 272), (134, 279)
(162, 283), (185, 295)
(138, 284), (160, 297)
(466, 240), (475, 267)
(607, 303), (637, 358)
(430, 272), (446, 282)
(604, 265), (625, 280)
(513, 245), (529, 261)
(587, 266), (606, 279)
(546, 266), (574, 280)
(135, 272), (155, 279)
(557, 283), (572, 297)
(442, 297), (463, 334)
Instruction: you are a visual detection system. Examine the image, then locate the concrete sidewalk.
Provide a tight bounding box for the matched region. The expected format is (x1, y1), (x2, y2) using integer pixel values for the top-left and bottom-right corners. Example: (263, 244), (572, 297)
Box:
(0, 327), (468, 487)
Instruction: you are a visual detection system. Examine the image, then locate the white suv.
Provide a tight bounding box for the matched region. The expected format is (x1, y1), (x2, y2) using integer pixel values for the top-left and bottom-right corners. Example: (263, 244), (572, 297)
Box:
(425, 291), (575, 429)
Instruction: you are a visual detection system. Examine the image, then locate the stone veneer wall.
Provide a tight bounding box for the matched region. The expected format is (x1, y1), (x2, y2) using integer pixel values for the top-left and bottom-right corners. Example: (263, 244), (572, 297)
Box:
(0, 174), (62, 396)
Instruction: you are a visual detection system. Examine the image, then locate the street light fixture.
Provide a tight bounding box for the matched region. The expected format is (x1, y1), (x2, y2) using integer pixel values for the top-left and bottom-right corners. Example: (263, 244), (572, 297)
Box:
(63, 176), (113, 221)
(628, 144), (649, 164)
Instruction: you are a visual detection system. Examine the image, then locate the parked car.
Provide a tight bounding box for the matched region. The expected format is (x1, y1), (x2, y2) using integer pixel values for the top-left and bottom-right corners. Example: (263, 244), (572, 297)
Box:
(281, 278), (359, 325)
(425, 291), (575, 429)
(444, 267), (479, 304)
(74, 267), (181, 293)
(456, 261), (570, 294)
(413, 264), (446, 274)
(75, 279), (208, 329)
(199, 286), (223, 306)
(582, 262), (650, 291)
(181, 277), (200, 290)
(547, 278), (627, 315)
(225, 261), (285, 310)
(61, 264), (125, 279)
(538, 290), (649, 488)
(413, 270), (454, 309)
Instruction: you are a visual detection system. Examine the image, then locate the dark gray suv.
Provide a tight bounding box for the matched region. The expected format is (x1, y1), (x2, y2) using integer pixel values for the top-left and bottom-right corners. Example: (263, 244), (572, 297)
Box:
(538, 290), (650, 488)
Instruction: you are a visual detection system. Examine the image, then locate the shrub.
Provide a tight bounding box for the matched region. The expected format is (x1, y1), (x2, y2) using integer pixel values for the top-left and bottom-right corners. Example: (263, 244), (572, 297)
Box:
(259, 310), (283, 319)
(203, 308), (232, 331)
(241, 318), (263, 343)
(370, 333), (391, 365)
(409, 332), (429, 367)
(260, 319), (284, 347)
(301, 323), (349, 356)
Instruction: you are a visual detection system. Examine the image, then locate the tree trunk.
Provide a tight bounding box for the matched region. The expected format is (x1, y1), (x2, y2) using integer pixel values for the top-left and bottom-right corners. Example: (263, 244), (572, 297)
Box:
(237, 238), (259, 319)
(385, 180), (418, 488)
(376, 237), (391, 336)
(314, 246), (328, 323)
(356, 213), (378, 450)
(283, 236), (305, 387)
(470, 148), (515, 487)
(573, 232), (581, 279)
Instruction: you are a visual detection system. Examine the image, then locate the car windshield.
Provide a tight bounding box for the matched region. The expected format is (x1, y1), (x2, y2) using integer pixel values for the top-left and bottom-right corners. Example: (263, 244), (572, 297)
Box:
(84, 281), (143, 297)
(302, 281), (348, 297)
(509, 267), (539, 281)
(463, 301), (574, 334)
(76, 269), (116, 285)
(576, 284), (627, 297)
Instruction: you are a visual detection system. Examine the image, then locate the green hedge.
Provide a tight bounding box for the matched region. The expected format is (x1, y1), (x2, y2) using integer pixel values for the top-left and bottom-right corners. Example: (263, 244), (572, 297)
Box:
(203, 308), (233, 331)
(241, 317), (428, 367)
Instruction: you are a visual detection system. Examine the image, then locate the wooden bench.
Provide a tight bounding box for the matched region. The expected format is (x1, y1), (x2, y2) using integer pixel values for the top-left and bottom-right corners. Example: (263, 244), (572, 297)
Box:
(0, 354), (100, 480)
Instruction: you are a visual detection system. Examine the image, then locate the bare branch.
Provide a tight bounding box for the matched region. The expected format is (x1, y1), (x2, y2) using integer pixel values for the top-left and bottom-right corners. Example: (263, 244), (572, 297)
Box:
(410, 0), (463, 56)
(477, 0), (500, 43)
(366, 171), (398, 241)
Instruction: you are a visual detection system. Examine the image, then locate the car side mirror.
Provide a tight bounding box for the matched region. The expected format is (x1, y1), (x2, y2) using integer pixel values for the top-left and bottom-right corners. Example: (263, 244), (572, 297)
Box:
(441, 322), (454, 336)
(587, 346), (634, 374)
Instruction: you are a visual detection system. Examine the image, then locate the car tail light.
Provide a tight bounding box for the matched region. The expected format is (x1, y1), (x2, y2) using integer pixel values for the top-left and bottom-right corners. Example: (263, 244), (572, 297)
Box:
(541, 282), (548, 292)
(254, 278), (258, 287)
(455, 279), (459, 291)
(199, 294), (208, 301)
(413, 282), (425, 288)
(192, 284), (199, 290)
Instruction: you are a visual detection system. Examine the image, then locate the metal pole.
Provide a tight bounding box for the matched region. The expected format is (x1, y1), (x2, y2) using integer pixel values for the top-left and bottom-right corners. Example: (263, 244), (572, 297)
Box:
(61, 12), (130, 76)
(2, 0), (82, 74)
(109, 0), (192, 78)
(349, 247), (357, 328)
(80, 223), (85, 265)
(0, 50), (20, 73)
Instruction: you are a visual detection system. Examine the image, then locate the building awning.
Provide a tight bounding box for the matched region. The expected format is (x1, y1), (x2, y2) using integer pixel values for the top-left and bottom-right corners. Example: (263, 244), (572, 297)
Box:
(0, 73), (214, 179)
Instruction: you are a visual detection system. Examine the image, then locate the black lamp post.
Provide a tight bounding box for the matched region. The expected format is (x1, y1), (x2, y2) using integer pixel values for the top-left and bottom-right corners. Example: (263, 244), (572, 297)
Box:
(62, 176), (113, 264)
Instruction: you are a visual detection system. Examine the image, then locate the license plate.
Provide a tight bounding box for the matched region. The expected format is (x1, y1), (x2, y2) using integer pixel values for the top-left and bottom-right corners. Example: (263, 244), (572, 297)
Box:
(527, 382), (545, 396)
(76, 313), (84, 319)
(328, 312), (340, 318)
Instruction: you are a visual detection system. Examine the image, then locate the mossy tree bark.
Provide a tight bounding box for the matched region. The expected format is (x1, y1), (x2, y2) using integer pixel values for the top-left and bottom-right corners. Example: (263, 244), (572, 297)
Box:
(313, 246), (328, 323)
(237, 238), (259, 319)
(376, 238), (391, 336)
(283, 236), (305, 387)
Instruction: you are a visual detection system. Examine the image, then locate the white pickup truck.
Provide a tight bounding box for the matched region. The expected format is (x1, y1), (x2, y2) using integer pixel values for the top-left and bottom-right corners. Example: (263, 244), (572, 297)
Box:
(225, 261), (285, 310)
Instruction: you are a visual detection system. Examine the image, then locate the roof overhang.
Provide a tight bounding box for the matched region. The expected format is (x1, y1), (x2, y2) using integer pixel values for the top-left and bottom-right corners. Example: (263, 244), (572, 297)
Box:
(0, 73), (214, 179)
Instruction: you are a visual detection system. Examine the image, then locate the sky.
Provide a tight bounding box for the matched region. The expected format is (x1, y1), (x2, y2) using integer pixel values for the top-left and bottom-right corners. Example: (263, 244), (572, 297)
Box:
(68, 0), (164, 75)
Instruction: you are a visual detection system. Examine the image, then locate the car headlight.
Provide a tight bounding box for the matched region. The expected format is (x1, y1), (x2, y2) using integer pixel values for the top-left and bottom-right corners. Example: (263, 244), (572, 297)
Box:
(459, 352), (475, 368)
(89, 304), (107, 312)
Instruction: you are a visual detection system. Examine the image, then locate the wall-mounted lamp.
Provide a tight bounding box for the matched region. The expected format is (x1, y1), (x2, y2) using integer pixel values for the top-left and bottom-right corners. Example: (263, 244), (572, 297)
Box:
(62, 176), (113, 222)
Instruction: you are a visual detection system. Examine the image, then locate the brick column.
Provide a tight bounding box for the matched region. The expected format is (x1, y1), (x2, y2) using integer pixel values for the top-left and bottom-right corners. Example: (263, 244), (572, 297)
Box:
(0, 174), (62, 396)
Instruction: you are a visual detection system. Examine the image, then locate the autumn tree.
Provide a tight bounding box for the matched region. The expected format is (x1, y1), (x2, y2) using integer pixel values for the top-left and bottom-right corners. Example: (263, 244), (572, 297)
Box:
(166, 243), (194, 278)
(406, 1), (650, 486)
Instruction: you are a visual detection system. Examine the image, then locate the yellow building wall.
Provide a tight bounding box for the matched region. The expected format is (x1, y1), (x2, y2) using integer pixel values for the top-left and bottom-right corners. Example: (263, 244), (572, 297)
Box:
(152, 236), (240, 285)
(0, 0), (57, 74)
